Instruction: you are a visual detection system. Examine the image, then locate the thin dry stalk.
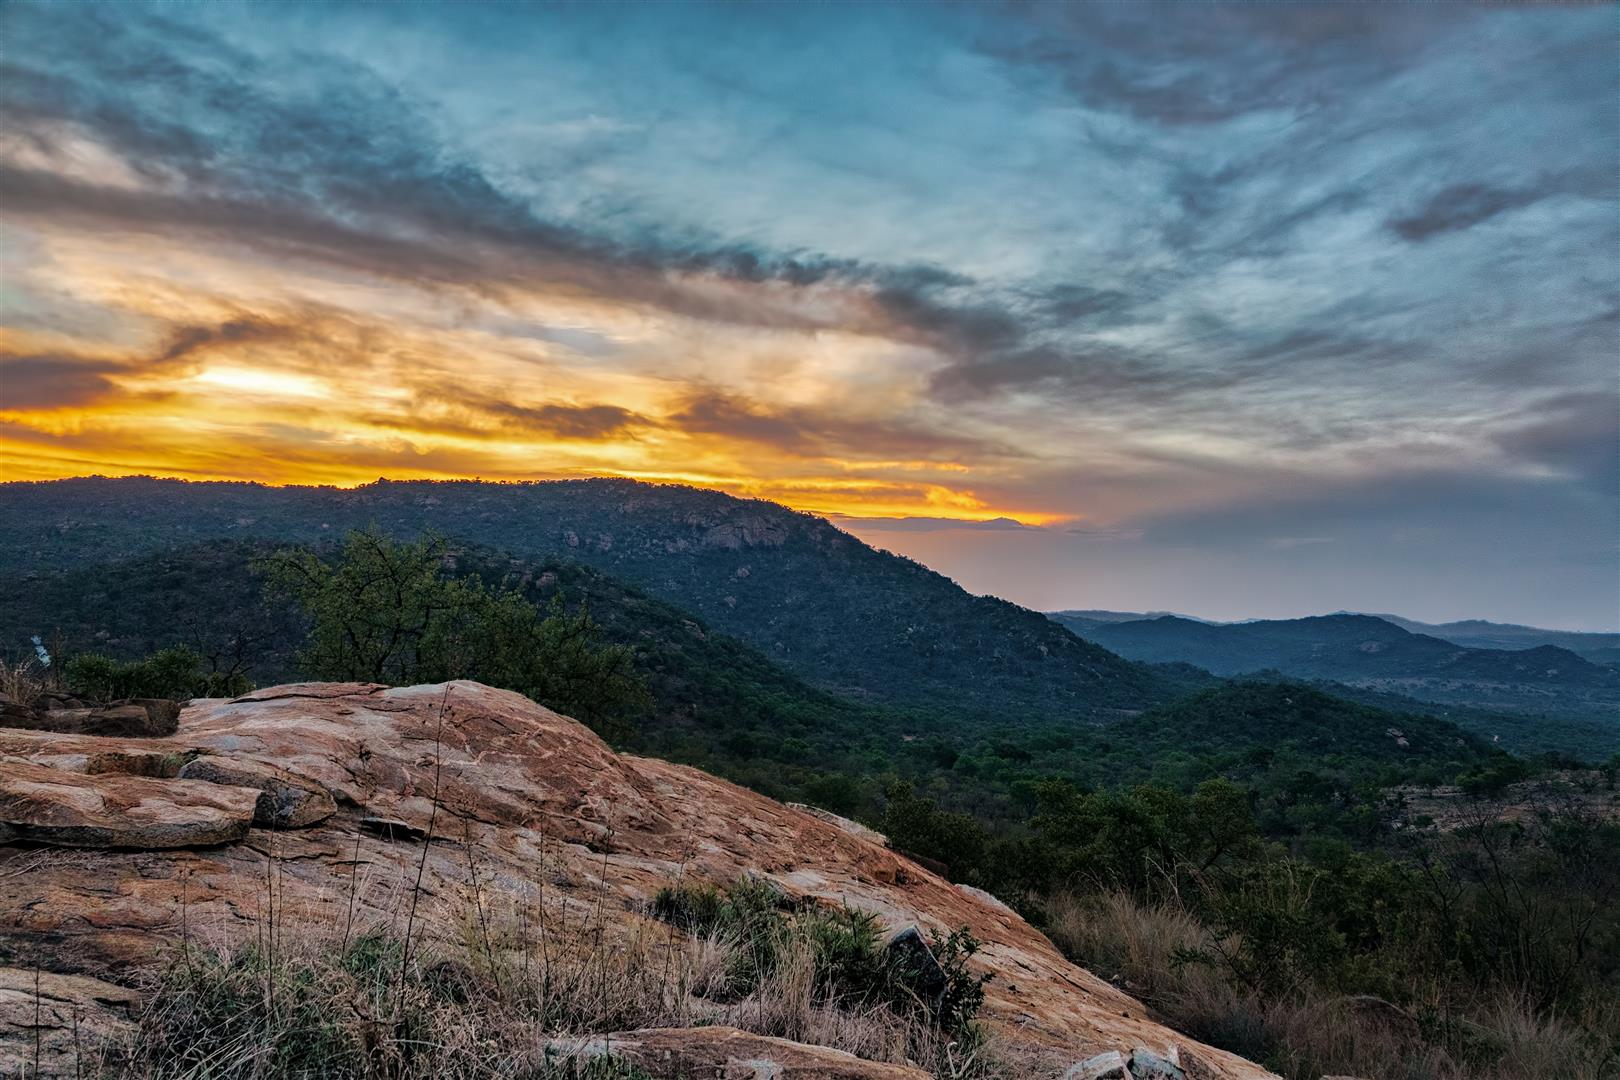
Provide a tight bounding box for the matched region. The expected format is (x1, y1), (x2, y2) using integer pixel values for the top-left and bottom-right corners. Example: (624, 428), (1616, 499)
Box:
(341, 821), (364, 954)
(398, 689), (450, 992)
(463, 819), (502, 995)
(32, 961), (41, 1080)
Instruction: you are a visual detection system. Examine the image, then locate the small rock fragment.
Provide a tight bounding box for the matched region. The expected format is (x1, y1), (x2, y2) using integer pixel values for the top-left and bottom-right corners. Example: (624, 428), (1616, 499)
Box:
(178, 756), (336, 828)
(1066, 1050), (1130, 1080)
(1129, 1048), (1186, 1080)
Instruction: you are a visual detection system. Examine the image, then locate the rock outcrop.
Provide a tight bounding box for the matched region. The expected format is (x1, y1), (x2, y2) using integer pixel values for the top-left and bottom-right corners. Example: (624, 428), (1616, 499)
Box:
(0, 681), (1276, 1078)
(0, 693), (179, 737)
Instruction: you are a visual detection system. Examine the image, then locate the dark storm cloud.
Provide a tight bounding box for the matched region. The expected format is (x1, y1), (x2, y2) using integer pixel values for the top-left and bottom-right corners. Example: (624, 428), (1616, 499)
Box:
(1034, 285), (1135, 326)
(668, 391), (1008, 461)
(1388, 174), (1603, 242)
(0, 354), (131, 410)
(982, 3), (1470, 126)
(1492, 393), (1620, 496)
(479, 401), (650, 441)
(155, 318), (291, 363)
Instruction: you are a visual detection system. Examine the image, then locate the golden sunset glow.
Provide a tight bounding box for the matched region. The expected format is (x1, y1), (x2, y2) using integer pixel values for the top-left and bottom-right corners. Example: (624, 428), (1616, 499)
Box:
(0, 225), (1060, 522)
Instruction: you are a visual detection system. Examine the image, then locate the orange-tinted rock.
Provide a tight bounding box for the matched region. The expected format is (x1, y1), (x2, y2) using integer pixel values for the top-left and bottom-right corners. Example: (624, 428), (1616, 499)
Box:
(0, 761), (258, 848)
(0, 682), (1275, 1079)
(2, 698), (177, 738)
(0, 967), (140, 1076)
(176, 755), (336, 828)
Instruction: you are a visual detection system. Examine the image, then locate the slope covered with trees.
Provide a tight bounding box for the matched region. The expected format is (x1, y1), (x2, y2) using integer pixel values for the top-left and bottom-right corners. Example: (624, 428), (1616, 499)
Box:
(2, 477), (1166, 723)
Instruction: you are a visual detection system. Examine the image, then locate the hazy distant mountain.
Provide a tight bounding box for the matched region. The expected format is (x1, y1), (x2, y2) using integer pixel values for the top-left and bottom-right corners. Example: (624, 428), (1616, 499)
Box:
(1364, 614), (1620, 664)
(1054, 613), (1620, 737)
(0, 477), (1169, 724)
(1068, 613), (1612, 684)
(1049, 609), (1213, 632)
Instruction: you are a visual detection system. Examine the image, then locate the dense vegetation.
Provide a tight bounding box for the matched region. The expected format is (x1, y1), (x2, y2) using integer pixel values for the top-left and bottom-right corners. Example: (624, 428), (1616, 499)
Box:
(63, 646), (253, 702)
(881, 763), (1620, 1079)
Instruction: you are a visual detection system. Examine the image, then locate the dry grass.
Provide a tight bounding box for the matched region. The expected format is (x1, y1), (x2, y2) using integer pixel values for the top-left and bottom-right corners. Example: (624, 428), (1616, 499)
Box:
(1043, 889), (1620, 1080)
(111, 893), (1009, 1080)
(0, 658), (50, 704)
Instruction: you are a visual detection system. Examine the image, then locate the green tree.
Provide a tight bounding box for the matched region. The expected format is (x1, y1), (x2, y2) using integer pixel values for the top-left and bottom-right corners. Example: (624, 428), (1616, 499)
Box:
(263, 530), (648, 737)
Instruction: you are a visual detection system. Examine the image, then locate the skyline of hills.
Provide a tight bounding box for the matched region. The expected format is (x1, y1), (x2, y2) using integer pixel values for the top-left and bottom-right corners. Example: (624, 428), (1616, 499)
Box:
(1050, 608), (1619, 654)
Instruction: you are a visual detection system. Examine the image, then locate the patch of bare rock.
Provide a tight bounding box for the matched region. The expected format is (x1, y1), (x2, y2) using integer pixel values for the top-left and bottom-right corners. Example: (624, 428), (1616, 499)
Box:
(0, 681), (1279, 1078)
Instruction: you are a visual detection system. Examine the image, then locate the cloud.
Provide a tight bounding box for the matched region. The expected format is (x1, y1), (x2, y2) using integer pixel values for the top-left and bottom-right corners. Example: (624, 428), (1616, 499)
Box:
(1388, 176), (1592, 241)
(1268, 536), (1336, 550)
(981, 4), (1469, 126)
(828, 515), (1032, 533)
(475, 400), (651, 441)
(0, 353), (131, 410)
(0, 2), (1614, 622)
(666, 390), (1005, 461)
(1491, 392), (1620, 495)
(0, 8), (980, 350)
(154, 317), (291, 363)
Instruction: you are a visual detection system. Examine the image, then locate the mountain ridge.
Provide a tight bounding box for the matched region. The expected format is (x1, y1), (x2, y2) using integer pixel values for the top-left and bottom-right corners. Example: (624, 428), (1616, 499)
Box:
(0, 476), (1168, 725)
(1049, 611), (1619, 755)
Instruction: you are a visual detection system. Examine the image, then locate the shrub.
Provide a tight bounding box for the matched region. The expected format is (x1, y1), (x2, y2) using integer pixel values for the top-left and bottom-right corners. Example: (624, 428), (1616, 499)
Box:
(649, 878), (990, 1040)
(63, 645), (251, 701)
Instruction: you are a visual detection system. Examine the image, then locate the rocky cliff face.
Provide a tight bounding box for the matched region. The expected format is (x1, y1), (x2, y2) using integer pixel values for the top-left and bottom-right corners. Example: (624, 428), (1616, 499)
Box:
(0, 681), (1274, 1079)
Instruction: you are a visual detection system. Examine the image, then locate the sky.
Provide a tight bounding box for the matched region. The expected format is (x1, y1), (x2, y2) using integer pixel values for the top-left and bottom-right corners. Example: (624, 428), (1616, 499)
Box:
(1, 2), (1616, 629)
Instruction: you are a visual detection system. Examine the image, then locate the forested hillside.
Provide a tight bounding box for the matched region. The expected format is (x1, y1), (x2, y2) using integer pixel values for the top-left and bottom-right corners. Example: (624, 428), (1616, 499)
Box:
(2, 477), (1165, 722)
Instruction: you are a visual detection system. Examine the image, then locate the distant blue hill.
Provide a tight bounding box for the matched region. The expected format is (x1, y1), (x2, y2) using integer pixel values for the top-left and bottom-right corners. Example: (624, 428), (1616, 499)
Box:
(1046, 611), (1620, 754)
(1359, 613), (1620, 663)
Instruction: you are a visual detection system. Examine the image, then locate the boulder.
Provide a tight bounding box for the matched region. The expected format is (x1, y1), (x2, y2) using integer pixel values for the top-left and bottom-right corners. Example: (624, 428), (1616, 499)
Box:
(884, 926), (947, 1008)
(1130, 1047), (1187, 1079)
(177, 755), (336, 828)
(557, 1026), (930, 1079)
(1067, 1050), (1130, 1080)
(0, 760), (259, 848)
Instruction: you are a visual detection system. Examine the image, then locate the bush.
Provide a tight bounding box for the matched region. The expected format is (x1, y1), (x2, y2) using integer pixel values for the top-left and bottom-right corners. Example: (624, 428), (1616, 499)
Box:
(63, 645), (251, 701)
(650, 878), (990, 1039)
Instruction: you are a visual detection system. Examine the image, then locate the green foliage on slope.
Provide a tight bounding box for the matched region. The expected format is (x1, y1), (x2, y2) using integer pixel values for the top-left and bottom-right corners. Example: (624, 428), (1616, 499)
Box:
(0, 476), (1170, 722)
